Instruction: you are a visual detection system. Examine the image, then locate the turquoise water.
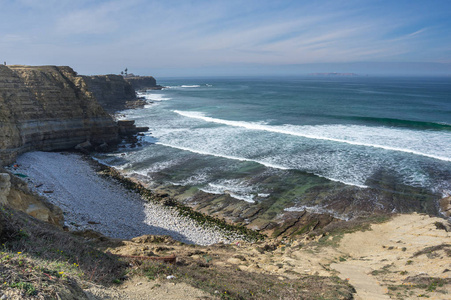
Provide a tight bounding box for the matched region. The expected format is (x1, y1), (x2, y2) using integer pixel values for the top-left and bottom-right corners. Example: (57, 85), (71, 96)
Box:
(98, 76), (451, 218)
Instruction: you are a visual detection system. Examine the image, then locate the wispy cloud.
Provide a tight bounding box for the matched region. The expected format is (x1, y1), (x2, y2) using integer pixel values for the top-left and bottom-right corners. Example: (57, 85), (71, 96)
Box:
(408, 28), (428, 37)
(1, 0), (450, 75)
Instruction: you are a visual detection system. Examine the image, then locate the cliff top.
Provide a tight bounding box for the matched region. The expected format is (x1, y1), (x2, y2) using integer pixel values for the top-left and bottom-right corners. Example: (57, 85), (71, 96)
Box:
(6, 64), (76, 73)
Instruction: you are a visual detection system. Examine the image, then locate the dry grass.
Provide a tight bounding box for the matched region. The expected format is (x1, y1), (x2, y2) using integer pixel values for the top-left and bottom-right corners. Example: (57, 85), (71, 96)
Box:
(0, 205), (127, 299)
(0, 204), (356, 299)
(127, 257), (355, 300)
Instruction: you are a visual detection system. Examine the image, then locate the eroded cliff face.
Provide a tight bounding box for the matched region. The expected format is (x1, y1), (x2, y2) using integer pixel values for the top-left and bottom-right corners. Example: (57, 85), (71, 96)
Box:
(0, 65), (119, 165)
(0, 168), (63, 227)
(82, 74), (136, 113)
(125, 76), (162, 91)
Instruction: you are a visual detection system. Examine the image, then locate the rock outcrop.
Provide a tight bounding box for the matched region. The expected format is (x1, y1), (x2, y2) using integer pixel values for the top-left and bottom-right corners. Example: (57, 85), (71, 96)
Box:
(124, 76), (163, 91)
(0, 173), (10, 205)
(81, 75), (137, 113)
(0, 65), (120, 165)
(440, 196), (451, 218)
(0, 167), (63, 227)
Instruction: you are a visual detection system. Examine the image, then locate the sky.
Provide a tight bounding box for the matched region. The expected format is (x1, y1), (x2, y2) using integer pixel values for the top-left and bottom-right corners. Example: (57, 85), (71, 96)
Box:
(1, 0), (451, 77)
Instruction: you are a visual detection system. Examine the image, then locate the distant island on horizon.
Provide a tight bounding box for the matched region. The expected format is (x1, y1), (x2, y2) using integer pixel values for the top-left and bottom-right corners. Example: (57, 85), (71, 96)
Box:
(308, 72), (359, 76)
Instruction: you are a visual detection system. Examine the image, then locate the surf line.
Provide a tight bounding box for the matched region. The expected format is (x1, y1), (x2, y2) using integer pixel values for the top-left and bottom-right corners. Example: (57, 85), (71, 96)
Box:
(156, 142), (368, 189)
(173, 110), (451, 162)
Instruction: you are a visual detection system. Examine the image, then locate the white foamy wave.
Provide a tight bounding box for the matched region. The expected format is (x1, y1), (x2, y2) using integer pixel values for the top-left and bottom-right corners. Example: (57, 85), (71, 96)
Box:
(143, 93), (172, 101)
(156, 142), (289, 170)
(170, 172), (211, 186)
(137, 159), (181, 174)
(173, 110), (451, 162)
(200, 180), (256, 203)
(316, 174), (368, 189)
(164, 85), (202, 89)
(156, 142), (368, 188)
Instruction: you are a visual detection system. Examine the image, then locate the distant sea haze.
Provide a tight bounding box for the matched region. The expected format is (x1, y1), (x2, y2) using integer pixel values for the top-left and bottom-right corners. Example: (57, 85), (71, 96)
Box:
(96, 76), (451, 218)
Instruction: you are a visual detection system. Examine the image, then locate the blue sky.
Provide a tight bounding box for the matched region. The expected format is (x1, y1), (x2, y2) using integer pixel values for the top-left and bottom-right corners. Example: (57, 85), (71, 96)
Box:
(1, 0), (450, 77)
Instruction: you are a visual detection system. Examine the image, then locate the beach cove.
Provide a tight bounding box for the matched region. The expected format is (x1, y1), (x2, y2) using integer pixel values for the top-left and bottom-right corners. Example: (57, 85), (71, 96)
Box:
(9, 151), (243, 245)
(1, 65), (451, 299)
(3, 151), (451, 299)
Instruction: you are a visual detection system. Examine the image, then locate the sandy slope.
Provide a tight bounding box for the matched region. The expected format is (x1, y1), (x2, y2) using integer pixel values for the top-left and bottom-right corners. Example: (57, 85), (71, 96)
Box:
(332, 213), (451, 299)
(95, 213), (450, 299)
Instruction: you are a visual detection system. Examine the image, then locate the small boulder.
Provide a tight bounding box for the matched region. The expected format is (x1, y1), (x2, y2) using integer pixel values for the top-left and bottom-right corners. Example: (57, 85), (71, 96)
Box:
(95, 142), (110, 152)
(75, 140), (93, 153)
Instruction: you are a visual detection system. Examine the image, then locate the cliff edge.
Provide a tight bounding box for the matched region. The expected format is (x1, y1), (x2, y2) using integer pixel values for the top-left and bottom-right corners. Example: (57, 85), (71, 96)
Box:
(124, 76), (162, 91)
(81, 74), (137, 113)
(0, 65), (119, 165)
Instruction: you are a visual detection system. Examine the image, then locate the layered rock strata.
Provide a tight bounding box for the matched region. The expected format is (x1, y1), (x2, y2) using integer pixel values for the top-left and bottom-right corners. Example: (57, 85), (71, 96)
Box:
(0, 65), (120, 165)
(124, 76), (163, 91)
(81, 74), (137, 113)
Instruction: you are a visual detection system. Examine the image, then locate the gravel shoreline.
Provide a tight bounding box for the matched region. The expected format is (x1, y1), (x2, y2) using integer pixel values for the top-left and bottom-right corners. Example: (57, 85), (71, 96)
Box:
(11, 151), (241, 245)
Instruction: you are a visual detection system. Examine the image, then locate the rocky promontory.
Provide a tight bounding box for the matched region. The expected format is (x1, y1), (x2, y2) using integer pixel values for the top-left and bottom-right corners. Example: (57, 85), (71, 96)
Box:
(124, 75), (163, 91)
(81, 74), (137, 113)
(0, 65), (120, 165)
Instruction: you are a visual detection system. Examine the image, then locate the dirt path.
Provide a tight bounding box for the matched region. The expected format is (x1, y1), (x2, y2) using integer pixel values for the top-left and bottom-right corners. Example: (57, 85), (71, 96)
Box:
(331, 263), (390, 300)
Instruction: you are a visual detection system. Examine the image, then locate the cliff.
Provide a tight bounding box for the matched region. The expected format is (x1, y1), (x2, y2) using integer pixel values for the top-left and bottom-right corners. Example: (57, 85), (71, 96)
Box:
(0, 65), (120, 165)
(81, 74), (137, 113)
(124, 76), (162, 91)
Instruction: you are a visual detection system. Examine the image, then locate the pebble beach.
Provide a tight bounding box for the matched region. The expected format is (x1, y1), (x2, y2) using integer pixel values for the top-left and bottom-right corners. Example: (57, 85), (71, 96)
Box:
(11, 151), (240, 245)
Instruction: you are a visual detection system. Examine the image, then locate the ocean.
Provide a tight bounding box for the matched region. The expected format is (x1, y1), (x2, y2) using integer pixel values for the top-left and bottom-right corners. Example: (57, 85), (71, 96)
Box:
(96, 76), (451, 220)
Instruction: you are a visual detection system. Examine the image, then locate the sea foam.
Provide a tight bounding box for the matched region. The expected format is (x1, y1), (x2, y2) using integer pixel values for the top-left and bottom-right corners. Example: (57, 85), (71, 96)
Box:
(173, 110), (451, 162)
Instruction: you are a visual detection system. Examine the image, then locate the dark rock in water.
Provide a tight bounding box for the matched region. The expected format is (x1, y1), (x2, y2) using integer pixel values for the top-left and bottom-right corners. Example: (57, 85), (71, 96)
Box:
(117, 120), (135, 127)
(125, 99), (147, 109)
(149, 164), (441, 238)
(117, 120), (149, 143)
